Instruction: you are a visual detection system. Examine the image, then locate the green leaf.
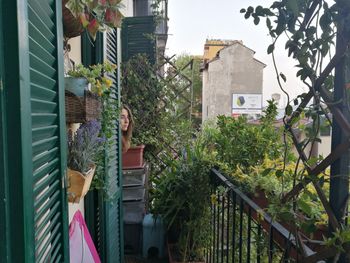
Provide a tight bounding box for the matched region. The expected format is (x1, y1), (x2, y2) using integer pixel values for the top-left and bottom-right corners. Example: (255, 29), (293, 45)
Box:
(280, 73), (287, 82)
(275, 169), (283, 178)
(286, 0), (299, 16)
(254, 16), (260, 25)
(262, 168), (273, 177)
(240, 8), (246, 13)
(267, 44), (275, 54)
(255, 6), (263, 16)
(298, 199), (312, 216)
(266, 17), (272, 30)
(285, 104), (293, 116)
(247, 6), (254, 13)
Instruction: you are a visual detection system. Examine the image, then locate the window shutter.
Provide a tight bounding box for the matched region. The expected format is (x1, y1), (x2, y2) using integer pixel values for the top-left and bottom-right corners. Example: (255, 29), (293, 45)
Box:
(103, 29), (124, 263)
(121, 16), (156, 64)
(82, 30), (124, 263)
(1, 0), (69, 262)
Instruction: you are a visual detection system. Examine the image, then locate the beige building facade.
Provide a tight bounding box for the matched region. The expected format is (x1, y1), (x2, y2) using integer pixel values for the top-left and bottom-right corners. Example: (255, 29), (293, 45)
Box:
(202, 40), (266, 122)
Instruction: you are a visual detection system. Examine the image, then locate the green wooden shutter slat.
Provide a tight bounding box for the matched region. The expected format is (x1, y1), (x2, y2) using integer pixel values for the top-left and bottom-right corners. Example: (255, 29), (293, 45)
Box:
(28, 21), (55, 51)
(30, 54), (56, 78)
(52, 248), (62, 263)
(34, 179), (60, 209)
(28, 3), (55, 32)
(31, 99), (57, 113)
(34, 172), (58, 198)
(34, 166), (59, 185)
(36, 225), (61, 262)
(35, 213), (60, 250)
(30, 70), (56, 88)
(33, 147), (58, 169)
(35, 204), (60, 237)
(31, 0), (54, 16)
(30, 65), (56, 84)
(31, 85), (57, 101)
(32, 125), (58, 141)
(28, 23), (55, 53)
(32, 113), (57, 127)
(29, 38), (56, 62)
(33, 165), (59, 188)
(36, 221), (61, 252)
(34, 190), (60, 221)
(32, 136), (58, 154)
(48, 233), (62, 260)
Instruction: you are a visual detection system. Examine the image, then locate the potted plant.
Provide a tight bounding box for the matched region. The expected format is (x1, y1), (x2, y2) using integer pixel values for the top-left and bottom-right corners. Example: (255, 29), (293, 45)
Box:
(122, 145), (145, 169)
(63, 0), (124, 40)
(67, 120), (105, 203)
(65, 62), (116, 123)
(152, 145), (213, 262)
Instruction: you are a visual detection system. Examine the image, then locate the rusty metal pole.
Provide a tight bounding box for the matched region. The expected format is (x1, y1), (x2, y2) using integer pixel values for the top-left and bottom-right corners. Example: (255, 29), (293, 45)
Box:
(330, 1), (350, 262)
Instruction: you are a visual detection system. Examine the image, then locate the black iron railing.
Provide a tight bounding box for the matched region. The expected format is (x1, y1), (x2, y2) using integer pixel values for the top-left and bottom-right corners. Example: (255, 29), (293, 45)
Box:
(207, 168), (316, 263)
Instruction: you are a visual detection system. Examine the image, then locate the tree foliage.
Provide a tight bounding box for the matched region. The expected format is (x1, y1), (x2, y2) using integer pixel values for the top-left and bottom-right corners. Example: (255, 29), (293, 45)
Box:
(241, 0), (350, 260)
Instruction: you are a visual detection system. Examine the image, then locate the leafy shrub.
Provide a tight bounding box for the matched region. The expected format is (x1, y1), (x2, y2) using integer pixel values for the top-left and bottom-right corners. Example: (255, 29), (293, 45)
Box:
(152, 144), (213, 261)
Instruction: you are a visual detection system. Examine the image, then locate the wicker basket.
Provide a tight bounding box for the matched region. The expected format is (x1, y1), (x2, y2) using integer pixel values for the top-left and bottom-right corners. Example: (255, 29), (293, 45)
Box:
(65, 90), (102, 123)
(67, 164), (96, 203)
(62, 0), (84, 38)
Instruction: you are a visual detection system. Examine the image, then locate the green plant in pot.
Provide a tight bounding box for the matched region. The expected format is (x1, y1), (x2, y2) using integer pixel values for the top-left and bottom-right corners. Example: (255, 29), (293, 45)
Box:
(67, 120), (105, 203)
(65, 62), (116, 97)
(152, 143), (213, 262)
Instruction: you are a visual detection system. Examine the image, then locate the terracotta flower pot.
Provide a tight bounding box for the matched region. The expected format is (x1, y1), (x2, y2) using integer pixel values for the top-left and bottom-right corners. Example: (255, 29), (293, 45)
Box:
(250, 188), (269, 209)
(67, 164), (96, 203)
(122, 145), (145, 169)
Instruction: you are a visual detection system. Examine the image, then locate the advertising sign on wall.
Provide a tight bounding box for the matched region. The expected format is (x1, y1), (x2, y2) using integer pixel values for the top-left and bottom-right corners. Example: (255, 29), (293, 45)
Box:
(232, 93), (262, 115)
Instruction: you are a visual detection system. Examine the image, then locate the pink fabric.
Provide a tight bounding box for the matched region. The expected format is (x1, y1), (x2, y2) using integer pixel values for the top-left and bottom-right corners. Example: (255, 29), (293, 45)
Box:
(69, 210), (101, 263)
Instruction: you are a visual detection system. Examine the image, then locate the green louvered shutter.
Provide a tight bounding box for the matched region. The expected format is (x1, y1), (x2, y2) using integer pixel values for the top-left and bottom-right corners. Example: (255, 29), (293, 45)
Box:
(121, 16), (156, 64)
(103, 28), (124, 263)
(1, 0), (69, 262)
(0, 0), (6, 258)
(81, 30), (124, 263)
(81, 33), (106, 259)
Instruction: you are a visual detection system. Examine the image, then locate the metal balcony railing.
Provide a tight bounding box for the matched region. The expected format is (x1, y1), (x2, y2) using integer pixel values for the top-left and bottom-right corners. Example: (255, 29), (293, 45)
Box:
(208, 168), (316, 263)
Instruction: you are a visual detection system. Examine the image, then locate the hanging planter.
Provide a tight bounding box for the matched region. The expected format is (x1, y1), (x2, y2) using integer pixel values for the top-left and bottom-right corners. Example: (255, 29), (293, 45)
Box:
(64, 62), (116, 123)
(67, 120), (105, 203)
(62, 0), (84, 38)
(63, 0), (124, 40)
(67, 164), (96, 203)
(65, 90), (102, 123)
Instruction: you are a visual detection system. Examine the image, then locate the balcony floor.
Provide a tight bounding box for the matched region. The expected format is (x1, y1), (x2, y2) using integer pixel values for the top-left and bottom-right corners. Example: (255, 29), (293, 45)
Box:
(125, 255), (168, 263)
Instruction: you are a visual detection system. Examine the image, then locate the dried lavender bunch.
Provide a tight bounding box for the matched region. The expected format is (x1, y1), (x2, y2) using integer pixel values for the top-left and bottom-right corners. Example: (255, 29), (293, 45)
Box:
(67, 120), (105, 174)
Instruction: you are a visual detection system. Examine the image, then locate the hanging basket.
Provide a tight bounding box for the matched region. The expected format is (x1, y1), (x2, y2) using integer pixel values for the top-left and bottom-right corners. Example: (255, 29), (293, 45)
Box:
(67, 164), (96, 203)
(62, 0), (84, 38)
(65, 90), (102, 123)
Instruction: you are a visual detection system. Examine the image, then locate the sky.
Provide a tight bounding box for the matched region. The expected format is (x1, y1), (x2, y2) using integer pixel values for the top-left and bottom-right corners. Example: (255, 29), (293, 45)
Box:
(165, 0), (307, 107)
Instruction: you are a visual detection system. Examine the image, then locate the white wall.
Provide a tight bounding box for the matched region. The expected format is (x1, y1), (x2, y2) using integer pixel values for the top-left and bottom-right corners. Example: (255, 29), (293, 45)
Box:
(121, 0), (134, 17)
(319, 135), (331, 158)
(66, 37), (85, 223)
